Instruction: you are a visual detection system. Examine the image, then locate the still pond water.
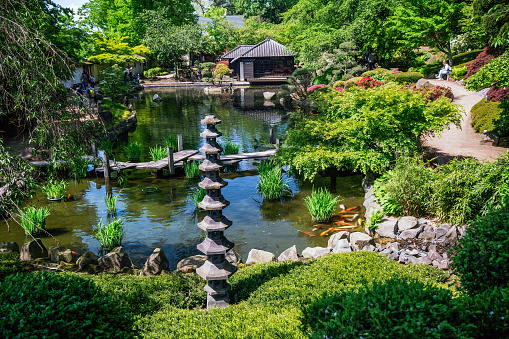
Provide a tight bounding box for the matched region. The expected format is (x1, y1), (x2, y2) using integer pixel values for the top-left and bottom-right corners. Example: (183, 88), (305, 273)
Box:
(0, 87), (365, 269)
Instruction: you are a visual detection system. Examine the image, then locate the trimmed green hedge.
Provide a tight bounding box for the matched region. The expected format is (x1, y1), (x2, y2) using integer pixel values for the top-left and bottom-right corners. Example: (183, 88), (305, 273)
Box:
(471, 99), (502, 132)
(387, 72), (424, 84)
(453, 49), (484, 65)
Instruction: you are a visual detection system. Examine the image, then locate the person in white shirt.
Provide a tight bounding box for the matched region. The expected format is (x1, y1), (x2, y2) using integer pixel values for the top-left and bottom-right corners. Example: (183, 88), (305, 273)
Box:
(437, 60), (451, 80)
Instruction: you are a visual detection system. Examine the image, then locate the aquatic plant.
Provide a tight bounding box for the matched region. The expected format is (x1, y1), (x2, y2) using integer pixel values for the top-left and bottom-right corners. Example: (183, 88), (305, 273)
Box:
(124, 141), (142, 160)
(304, 187), (341, 222)
(104, 194), (118, 213)
(257, 159), (277, 176)
(184, 161), (201, 178)
(20, 206), (50, 235)
(95, 218), (124, 248)
(257, 167), (290, 200)
(164, 135), (178, 150)
(222, 141), (240, 155)
(190, 187), (206, 208)
(41, 179), (68, 200)
(149, 145), (166, 161)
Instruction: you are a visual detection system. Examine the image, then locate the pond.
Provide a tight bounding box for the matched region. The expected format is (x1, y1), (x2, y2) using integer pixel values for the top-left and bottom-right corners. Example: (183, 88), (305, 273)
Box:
(0, 87), (366, 269)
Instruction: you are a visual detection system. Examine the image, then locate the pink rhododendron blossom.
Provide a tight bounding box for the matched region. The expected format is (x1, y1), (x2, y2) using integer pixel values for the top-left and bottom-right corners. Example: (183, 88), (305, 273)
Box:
(307, 84), (326, 92)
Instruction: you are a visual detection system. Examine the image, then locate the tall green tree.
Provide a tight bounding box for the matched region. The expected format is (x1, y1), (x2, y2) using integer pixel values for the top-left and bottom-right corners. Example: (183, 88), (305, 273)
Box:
(202, 6), (239, 56)
(231, 0), (298, 24)
(143, 9), (202, 76)
(79, 0), (196, 46)
(390, 0), (466, 65)
(473, 0), (509, 47)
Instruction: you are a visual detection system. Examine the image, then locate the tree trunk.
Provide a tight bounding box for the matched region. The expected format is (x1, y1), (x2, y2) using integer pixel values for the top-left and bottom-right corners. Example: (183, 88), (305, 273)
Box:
(447, 42), (453, 67)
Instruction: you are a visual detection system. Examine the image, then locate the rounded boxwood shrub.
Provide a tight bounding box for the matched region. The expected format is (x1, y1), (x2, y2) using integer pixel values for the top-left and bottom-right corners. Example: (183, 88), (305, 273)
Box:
(470, 99), (502, 132)
(0, 271), (133, 338)
(387, 71), (424, 84)
(451, 206), (509, 294)
(360, 68), (388, 77)
(302, 278), (474, 338)
(332, 80), (346, 89)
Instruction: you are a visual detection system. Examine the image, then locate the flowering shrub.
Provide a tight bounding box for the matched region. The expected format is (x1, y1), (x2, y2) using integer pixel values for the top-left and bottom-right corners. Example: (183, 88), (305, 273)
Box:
(307, 84), (326, 92)
(216, 60), (229, 67)
(335, 87), (344, 92)
(487, 87), (509, 102)
(414, 85), (454, 102)
(465, 50), (509, 91)
(358, 77), (383, 89)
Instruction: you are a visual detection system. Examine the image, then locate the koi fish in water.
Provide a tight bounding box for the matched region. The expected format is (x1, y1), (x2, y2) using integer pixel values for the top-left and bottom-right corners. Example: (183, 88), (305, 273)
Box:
(338, 206), (360, 214)
(298, 230), (318, 237)
(320, 228), (334, 236)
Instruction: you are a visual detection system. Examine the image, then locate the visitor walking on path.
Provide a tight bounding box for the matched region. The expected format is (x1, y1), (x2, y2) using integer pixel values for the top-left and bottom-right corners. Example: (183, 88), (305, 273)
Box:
(86, 84), (95, 108)
(424, 79), (507, 161)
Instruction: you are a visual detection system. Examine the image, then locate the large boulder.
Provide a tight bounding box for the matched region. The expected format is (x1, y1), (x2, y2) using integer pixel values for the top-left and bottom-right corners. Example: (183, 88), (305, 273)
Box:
(302, 247), (331, 259)
(246, 249), (275, 265)
(445, 226), (459, 244)
(76, 251), (99, 270)
(375, 217), (399, 238)
(435, 224), (452, 242)
(48, 246), (75, 263)
(349, 232), (374, 251)
(399, 227), (422, 240)
(98, 247), (134, 271)
(327, 231), (348, 249)
(278, 245), (299, 262)
(0, 242), (19, 253)
(397, 216), (419, 232)
(141, 248), (169, 276)
(416, 79), (434, 89)
(333, 239), (352, 253)
(177, 250), (242, 273)
(418, 230), (436, 241)
(20, 239), (48, 261)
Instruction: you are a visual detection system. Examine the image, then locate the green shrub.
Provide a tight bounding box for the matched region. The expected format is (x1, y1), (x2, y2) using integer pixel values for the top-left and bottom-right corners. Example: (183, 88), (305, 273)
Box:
(149, 145), (166, 161)
(101, 99), (131, 122)
(332, 80), (346, 89)
(124, 141), (142, 160)
(471, 99), (502, 132)
(360, 68), (388, 77)
(19, 206), (50, 235)
(200, 62), (216, 70)
(387, 71), (424, 84)
(452, 206), (509, 294)
(183, 160), (201, 178)
(302, 278), (473, 339)
(374, 157), (434, 216)
(144, 67), (163, 77)
(201, 69), (212, 78)
(257, 166), (290, 200)
(95, 218), (124, 248)
(99, 64), (129, 100)
(451, 66), (467, 80)
(344, 76), (363, 89)
(452, 49), (484, 65)
(0, 252), (27, 280)
(0, 272), (133, 338)
(304, 187), (341, 222)
(41, 179), (68, 200)
(465, 49), (509, 91)
(366, 208), (383, 232)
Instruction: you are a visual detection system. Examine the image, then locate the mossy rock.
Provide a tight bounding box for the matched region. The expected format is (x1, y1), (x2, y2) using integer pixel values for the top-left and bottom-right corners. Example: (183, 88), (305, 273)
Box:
(471, 99), (502, 133)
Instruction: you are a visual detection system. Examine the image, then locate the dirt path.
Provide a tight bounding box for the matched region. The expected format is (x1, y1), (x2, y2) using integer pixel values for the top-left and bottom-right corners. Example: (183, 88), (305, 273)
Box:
(423, 79), (507, 161)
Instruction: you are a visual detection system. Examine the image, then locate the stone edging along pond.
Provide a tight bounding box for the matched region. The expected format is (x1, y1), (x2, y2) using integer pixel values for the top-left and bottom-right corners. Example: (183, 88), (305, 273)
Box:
(0, 175), (464, 276)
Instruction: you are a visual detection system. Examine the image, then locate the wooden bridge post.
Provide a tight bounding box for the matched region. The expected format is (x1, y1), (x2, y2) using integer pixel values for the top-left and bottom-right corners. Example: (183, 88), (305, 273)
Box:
(101, 151), (110, 179)
(177, 134), (183, 152)
(270, 129), (275, 144)
(167, 147), (175, 175)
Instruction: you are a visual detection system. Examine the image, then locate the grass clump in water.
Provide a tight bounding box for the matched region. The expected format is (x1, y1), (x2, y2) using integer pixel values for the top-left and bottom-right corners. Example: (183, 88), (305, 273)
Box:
(190, 187), (206, 208)
(104, 194), (118, 213)
(304, 187), (341, 222)
(41, 179), (67, 200)
(149, 145), (166, 161)
(184, 161), (201, 178)
(257, 166), (290, 200)
(95, 218), (124, 248)
(124, 141), (142, 160)
(164, 135), (178, 150)
(20, 206), (50, 235)
(222, 141), (240, 155)
(257, 159), (276, 176)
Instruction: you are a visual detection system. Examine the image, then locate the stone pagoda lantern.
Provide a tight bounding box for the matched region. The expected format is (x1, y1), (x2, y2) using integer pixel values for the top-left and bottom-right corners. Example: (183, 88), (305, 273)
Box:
(196, 115), (236, 309)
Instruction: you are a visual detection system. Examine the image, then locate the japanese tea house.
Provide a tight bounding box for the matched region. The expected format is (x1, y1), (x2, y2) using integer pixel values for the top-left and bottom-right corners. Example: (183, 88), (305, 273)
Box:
(221, 38), (294, 83)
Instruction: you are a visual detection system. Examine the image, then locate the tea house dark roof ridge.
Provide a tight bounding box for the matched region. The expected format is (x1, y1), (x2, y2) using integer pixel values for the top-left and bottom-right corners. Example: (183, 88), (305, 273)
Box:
(221, 45), (254, 60)
(228, 38), (295, 63)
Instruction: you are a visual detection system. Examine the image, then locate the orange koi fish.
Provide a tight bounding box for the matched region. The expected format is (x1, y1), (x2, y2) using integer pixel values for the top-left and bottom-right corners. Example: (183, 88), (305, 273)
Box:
(298, 230), (318, 237)
(320, 228), (334, 236)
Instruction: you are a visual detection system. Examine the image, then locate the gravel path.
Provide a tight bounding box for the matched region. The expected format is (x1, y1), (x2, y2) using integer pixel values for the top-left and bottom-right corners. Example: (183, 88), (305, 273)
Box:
(423, 79), (507, 162)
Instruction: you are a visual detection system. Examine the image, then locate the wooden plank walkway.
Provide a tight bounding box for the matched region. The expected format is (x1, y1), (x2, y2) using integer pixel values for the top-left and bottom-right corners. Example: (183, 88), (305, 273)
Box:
(107, 150), (198, 171)
(183, 149), (276, 163)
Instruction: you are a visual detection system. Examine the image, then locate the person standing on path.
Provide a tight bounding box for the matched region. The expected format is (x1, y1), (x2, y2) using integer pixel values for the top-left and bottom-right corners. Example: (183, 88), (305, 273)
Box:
(90, 75), (95, 88)
(86, 84), (95, 108)
(368, 51), (375, 70)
